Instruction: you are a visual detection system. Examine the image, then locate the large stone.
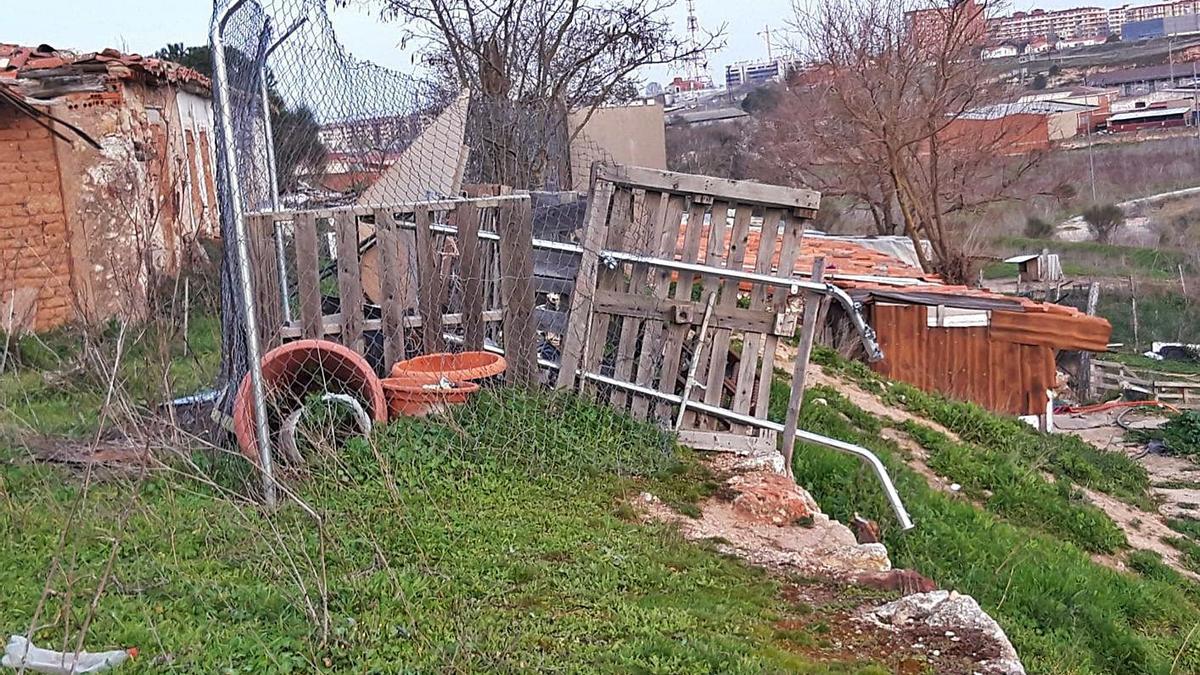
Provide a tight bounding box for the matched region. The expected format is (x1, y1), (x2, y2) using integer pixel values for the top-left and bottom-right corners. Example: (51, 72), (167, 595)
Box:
(868, 591), (1025, 675)
(728, 472), (820, 526)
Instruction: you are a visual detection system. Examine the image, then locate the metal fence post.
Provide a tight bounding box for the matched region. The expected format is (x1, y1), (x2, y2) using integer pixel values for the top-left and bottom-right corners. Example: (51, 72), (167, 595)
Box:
(212, 0), (277, 508)
(262, 18), (307, 325)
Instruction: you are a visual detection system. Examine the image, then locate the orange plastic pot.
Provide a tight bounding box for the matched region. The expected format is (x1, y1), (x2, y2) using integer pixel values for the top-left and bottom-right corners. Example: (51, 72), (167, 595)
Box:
(382, 377), (480, 418)
(389, 351), (507, 384)
(234, 339), (387, 462)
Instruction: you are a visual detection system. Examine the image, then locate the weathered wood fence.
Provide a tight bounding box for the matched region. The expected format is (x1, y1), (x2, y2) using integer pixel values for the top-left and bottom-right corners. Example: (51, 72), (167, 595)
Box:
(245, 195), (539, 384)
(1091, 359), (1200, 409)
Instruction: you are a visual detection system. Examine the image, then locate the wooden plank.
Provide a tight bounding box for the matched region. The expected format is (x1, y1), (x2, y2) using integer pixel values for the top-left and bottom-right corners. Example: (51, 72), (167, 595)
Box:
(629, 192), (683, 420)
(595, 163), (821, 213)
(457, 202), (486, 350)
(607, 189), (655, 409)
(676, 429), (778, 455)
(498, 197), (537, 386)
(413, 206), (445, 354)
(593, 291), (781, 333)
(732, 208), (782, 414)
(375, 208), (407, 370)
(556, 180), (615, 389)
(656, 200), (710, 419)
(581, 188), (633, 395)
(781, 258), (826, 478)
(754, 213), (806, 420)
(248, 214), (283, 349)
(293, 211), (323, 339)
(703, 204), (754, 411)
(335, 211), (365, 353)
(688, 200), (730, 422)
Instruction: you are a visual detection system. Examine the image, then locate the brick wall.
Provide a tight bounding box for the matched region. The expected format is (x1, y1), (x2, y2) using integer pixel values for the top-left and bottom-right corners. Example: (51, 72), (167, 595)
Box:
(0, 107), (72, 331)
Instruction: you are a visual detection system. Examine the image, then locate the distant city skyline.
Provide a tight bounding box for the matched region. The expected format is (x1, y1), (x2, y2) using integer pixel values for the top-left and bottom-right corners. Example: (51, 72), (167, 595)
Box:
(3, 0), (1183, 91)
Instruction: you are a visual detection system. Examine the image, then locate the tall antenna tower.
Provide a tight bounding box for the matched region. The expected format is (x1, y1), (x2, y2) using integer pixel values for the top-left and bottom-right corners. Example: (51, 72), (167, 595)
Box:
(683, 0), (711, 86)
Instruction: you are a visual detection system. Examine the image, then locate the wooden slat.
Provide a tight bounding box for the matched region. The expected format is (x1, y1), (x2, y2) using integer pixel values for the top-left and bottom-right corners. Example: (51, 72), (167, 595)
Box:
(754, 213), (807, 419)
(497, 198), (537, 386)
(414, 206), (444, 354)
(595, 163), (821, 212)
(293, 211), (323, 339)
(689, 200), (729, 422)
(556, 180), (615, 389)
(781, 258), (826, 477)
(732, 209), (782, 414)
(703, 204), (753, 410)
(582, 188), (633, 386)
(676, 429), (779, 455)
(248, 214), (283, 350)
(629, 192), (682, 420)
(375, 208), (406, 370)
(607, 189), (655, 409)
(335, 211), (365, 353)
(593, 290), (781, 334)
(457, 202), (486, 351)
(656, 199), (709, 419)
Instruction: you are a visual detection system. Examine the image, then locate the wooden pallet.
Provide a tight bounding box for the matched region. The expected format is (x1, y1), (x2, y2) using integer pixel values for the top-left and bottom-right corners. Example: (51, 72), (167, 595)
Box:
(556, 164), (820, 450)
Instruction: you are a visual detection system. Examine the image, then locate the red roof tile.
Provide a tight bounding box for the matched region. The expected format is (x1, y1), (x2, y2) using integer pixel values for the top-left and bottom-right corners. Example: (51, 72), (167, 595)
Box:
(1, 43), (210, 95)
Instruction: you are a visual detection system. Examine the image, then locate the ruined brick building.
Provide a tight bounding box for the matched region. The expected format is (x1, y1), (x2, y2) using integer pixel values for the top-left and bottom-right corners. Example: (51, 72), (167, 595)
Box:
(0, 44), (218, 332)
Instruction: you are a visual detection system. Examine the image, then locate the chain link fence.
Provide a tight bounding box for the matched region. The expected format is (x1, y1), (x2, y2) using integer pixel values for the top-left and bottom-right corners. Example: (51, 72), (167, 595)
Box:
(208, 0), (625, 500)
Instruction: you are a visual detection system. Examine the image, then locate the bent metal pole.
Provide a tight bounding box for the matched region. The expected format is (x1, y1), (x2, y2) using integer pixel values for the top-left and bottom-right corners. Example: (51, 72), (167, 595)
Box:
(212, 0), (277, 508)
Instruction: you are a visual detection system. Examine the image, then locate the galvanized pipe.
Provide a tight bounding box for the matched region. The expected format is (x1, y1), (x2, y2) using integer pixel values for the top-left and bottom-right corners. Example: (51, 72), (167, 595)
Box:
(212, 0), (277, 507)
(575, 371), (912, 529)
(260, 18), (306, 325)
(399, 216), (880, 360)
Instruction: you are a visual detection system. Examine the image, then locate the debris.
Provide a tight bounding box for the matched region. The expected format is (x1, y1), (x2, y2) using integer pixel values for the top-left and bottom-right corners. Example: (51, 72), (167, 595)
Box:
(279, 393), (374, 464)
(233, 339), (388, 461)
(852, 513), (881, 544)
(2, 636), (135, 674)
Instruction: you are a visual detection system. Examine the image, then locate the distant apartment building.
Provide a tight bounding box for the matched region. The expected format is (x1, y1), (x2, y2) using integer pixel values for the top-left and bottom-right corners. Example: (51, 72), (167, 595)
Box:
(723, 58), (801, 90)
(988, 1), (1200, 42)
(906, 0), (988, 49)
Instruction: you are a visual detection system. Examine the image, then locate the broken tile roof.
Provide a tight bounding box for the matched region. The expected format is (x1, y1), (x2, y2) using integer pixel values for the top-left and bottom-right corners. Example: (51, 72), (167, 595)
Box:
(0, 43), (211, 97)
(693, 227), (1103, 323)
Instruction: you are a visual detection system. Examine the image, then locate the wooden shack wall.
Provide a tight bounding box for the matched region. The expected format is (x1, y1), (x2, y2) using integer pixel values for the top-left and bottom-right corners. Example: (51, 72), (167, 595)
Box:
(870, 303), (1056, 416)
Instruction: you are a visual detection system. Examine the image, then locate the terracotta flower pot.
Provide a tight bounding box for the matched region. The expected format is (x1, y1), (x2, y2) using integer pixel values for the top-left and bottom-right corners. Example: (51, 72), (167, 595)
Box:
(381, 377), (480, 418)
(388, 351), (507, 384)
(234, 339), (388, 462)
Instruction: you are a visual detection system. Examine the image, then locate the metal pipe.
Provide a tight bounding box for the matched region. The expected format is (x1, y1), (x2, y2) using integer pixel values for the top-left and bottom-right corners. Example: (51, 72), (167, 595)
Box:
(573, 370), (912, 529)
(674, 291), (717, 431)
(404, 217), (881, 360)
(260, 18), (306, 326)
(212, 0), (277, 508)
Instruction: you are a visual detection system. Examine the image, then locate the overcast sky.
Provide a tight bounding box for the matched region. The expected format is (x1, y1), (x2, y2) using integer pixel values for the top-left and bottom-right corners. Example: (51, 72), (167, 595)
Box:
(7, 0), (1111, 87)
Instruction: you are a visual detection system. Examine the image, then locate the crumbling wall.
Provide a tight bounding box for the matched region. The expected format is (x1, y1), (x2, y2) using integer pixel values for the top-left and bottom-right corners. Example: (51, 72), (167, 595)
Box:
(49, 81), (218, 326)
(0, 107), (73, 332)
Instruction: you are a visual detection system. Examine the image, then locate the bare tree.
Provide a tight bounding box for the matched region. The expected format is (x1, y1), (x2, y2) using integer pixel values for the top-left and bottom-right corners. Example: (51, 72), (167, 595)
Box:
(368, 0), (723, 188)
(758, 0), (1041, 282)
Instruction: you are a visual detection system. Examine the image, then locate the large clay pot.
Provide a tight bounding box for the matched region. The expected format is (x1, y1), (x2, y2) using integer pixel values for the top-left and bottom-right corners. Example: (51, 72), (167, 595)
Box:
(389, 351), (507, 384)
(381, 377), (480, 418)
(234, 339), (387, 462)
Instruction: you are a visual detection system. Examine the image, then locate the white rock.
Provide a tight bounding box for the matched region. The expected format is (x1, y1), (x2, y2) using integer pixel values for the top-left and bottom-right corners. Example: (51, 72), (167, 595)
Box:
(868, 591), (1025, 675)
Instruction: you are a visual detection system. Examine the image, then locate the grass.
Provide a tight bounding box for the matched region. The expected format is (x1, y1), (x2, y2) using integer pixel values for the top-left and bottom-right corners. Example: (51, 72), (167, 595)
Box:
(990, 237), (1194, 282)
(0, 314), (221, 439)
(1095, 288), (1200, 349)
(812, 348), (1153, 509)
(771, 374), (1200, 674)
(1110, 352), (1200, 376)
(0, 389), (889, 674)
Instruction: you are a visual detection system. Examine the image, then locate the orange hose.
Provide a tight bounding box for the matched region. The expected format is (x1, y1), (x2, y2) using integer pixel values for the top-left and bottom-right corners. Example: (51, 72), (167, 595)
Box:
(1056, 399), (1180, 415)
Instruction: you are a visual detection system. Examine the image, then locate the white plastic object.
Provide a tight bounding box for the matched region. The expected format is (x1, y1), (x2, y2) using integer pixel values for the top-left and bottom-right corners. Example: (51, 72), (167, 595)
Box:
(2, 636), (135, 674)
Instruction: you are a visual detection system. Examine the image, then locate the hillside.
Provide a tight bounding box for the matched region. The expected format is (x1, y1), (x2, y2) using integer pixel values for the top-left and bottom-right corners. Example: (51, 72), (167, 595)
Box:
(3, 337), (1200, 672)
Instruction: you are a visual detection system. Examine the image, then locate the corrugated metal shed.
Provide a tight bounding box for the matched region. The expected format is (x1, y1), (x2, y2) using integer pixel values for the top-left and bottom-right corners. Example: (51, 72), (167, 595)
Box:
(871, 304), (1058, 416)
